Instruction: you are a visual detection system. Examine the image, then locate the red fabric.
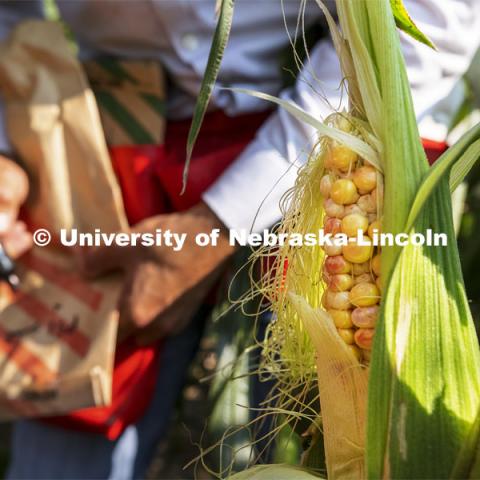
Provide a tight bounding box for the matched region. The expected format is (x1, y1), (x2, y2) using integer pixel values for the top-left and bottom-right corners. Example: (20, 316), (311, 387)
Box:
(422, 138), (448, 165)
(43, 110), (270, 439)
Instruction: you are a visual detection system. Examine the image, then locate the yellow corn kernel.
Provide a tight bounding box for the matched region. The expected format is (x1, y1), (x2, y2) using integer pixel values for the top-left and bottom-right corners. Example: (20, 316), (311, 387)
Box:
(354, 328), (375, 350)
(324, 255), (352, 274)
(325, 290), (351, 310)
(354, 273), (375, 285)
(341, 213), (369, 237)
(337, 328), (355, 345)
(347, 344), (362, 362)
(328, 144), (357, 172)
(351, 305), (379, 328)
(344, 204), (366, 217)
(323, 241), (343, 256)
(321, 291), (328, 309)
(320, 174), (333, 198)
(324, 198), (345, 218)
(328, 309), (354, 328)
(376, 276), (382, 292)
(350, 282), (380, 307)
(343, 237), (374, 264)
(357, 194), (377, 213)
(324, 217), (342, 234)
(352, 165), (377, 194)
(371, 254), (381, 276)
(330, 179), (359, 205)
(352, 262), (370, 275)
(329, 273), (354, 292)
(368, 220), (381, 239)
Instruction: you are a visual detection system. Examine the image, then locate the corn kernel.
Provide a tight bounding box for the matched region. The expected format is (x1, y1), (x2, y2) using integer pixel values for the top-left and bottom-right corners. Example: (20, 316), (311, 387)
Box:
(341, 213), (369, 238)
(324, 198), (345, 218)
(320, 174), (333, 198)
(344, 204), (366, 217)
(351, 305), (379, 328)
(330, 179), (359, 205)
(337, 328), (355, 344)
(371, 254), (381, 276)
(343, 237), (373, 264)
(329, 273), (354, 292)
(325, 290), (351, 310)
(328, 309), (354, 328)
(357, 194), (376, 213)
(368, 220), (381, 239)
(350, 282), (380, 307)
(354, 328), (375, 350)
(324, 217), (342, 235)
(376, 276), (382, 292)
(352, 165), (377, 194)
(325, 255), (352, 274)
(346, 344), (362, 362)
(321, 291), (329, 309)
(354, 273), (375, 285)
(323, 242), (343, 256)
(329, 145), (358, 172)
(352, 262), (369, 275)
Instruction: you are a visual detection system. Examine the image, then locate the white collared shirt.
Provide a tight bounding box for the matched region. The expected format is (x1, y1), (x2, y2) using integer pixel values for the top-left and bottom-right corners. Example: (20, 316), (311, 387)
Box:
(1, 0), (479, 231)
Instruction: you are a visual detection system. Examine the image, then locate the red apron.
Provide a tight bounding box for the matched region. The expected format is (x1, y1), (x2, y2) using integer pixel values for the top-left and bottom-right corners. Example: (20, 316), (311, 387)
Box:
(44, 109), (270, 439)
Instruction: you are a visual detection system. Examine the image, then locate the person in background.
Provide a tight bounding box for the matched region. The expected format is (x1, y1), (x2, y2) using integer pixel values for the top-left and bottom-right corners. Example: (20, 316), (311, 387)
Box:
(0, 1), (479, 479)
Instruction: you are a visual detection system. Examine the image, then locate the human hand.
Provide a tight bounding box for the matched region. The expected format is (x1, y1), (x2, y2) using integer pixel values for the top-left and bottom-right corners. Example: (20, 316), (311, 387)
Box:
(80, 202), (236, 343)
(0, 155), (32, 259)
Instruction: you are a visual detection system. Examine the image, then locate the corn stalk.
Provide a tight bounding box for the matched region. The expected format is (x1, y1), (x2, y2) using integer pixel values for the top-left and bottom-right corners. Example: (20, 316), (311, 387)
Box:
(188, 1), (480, 479)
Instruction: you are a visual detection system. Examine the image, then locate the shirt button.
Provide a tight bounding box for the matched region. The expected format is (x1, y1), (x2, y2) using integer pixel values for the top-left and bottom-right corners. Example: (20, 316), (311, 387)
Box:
(181, 33), (199, 51)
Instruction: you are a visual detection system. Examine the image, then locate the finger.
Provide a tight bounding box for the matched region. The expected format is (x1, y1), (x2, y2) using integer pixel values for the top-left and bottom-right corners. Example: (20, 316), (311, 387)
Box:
(0, 158), (29, 207)
(1, 221), (33, 259)
(0, 208), (17, 235)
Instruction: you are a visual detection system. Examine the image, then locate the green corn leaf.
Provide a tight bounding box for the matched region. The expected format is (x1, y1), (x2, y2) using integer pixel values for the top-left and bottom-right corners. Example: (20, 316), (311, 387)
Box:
(183, 0), (235, 193)
(227, 87), (381, 170)
(390, 0), (436, 50)
(404, 124), (480, 233)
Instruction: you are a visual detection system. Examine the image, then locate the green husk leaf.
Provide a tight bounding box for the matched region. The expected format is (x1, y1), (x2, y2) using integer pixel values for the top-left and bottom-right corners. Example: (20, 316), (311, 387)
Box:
(228, 464), (323, 480)
(227, 87), (381, 171)
(390, 0), (436, 50)
(183, 0), (235, 193)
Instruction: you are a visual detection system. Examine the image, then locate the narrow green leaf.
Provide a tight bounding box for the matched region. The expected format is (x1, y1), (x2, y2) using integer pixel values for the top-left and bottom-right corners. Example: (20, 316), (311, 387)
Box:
(183, 0), (235, 193)
(228, 87), (381, 170)
(404, 124), (480, 233)
(390, 0), (436, 50)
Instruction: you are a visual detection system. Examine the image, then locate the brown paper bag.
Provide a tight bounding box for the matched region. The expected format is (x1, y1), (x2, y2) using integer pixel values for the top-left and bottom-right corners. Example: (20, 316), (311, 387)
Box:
(0, 20), (129, 419)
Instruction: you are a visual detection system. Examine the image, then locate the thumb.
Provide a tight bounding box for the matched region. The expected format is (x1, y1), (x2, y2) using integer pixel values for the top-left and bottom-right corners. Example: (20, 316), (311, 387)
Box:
(77, 242), (136, 278)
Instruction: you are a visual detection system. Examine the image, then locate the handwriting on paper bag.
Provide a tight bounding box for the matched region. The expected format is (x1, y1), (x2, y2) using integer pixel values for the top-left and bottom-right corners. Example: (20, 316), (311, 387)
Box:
(5, 303), (79, 340)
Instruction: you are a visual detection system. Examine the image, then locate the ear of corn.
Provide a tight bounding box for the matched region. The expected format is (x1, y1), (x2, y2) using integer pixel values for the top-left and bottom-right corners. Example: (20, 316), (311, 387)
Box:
(233, 1), (480, 478)
(335, 3), (480, 478)
(186, 0), (480, 477)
